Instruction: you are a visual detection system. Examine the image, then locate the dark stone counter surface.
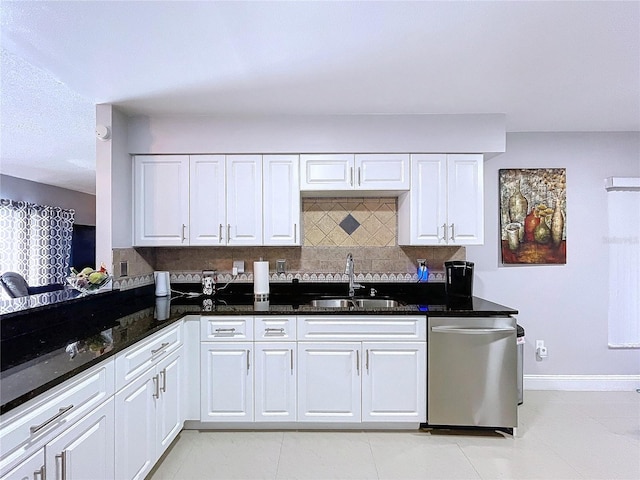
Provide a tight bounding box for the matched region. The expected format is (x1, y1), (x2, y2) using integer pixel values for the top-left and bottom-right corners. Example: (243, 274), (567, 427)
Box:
(0, 281), (517, 415)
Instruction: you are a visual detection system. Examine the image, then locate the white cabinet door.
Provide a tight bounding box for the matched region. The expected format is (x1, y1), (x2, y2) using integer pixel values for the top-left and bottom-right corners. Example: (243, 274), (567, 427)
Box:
(133, 155), (190, 246)
(355, 154), (410, 190)
(156, 349), (183, 452)
(263, 155), (300, 245)
(226, 155), (262, 245)
(46, 397), (115, 480)
(300, 154), (354, 190)
(297, 342), (361, 423)
(0, 447), (44, 480)
(361, 342), (426, 423)
(254, 342), (296, 422)
(447, 154), (484, 245)
(200, 343), (254, 422)
(189, 155), (226, 245)
(399, 154), (483, 246)
(115, 371), (157, 480)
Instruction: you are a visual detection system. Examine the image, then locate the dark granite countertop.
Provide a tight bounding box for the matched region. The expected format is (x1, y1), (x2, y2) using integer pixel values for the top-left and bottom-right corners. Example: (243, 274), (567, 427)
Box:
(0, 281), (517, 415)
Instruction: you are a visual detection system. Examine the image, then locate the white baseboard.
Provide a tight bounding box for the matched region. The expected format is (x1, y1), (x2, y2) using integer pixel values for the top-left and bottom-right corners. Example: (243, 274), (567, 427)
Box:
(524, 374), (640, 391)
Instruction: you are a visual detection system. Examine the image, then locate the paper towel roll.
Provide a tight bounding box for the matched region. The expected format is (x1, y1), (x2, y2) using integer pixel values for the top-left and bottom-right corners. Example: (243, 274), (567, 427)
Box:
(154, 271), (170, 297)
(253, 261), (270, 296)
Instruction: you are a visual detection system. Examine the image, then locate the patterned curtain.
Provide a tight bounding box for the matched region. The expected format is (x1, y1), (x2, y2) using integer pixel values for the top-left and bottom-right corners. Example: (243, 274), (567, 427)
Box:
(0, 199), (75, 287)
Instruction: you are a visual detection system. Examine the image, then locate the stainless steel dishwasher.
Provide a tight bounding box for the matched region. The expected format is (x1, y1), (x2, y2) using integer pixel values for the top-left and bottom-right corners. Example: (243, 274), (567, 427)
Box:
(427, 316), (517, 432)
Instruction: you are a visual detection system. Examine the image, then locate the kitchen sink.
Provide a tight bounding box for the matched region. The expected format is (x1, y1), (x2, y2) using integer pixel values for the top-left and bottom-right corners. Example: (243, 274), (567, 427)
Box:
(308, 297), (404, 308)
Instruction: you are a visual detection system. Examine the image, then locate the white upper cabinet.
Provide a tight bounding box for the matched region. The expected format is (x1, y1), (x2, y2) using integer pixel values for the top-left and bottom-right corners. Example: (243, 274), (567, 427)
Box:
(226, 155), (263, 245)
(355, 154), (410, 190)
(300, 154), (409, 191)
(134, 155), (263, 246)
(134, 155), (190, 246)
(190, 155), (226, 245)
(398, 154), (483, 246)
(263, 155), (300, 246)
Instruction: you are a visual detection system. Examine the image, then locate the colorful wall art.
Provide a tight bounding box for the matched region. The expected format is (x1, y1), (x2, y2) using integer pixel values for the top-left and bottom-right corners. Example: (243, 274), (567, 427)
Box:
(499, 168), (566, 264)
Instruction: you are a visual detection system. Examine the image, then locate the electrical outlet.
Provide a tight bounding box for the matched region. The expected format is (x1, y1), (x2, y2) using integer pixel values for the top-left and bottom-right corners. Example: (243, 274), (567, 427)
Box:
(536, 340), (548, 359)
(119, 261), (128, 277)
(536, 340), (544, 350)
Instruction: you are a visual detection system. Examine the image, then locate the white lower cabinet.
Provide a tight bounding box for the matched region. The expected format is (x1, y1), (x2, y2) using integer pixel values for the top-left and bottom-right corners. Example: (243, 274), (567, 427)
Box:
(115, 347), (184, 480)
(45, 397), (115, 480)
(200, 343), (254, 422)
(0, 447), (44, 480)
(361, 342), (426, 422)
(254, 342), (296, 422)
(297, 342), (361, 423)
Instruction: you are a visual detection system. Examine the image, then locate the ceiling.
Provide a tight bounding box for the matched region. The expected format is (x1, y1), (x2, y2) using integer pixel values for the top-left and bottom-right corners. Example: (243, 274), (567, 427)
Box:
(1, 1), (639, 195)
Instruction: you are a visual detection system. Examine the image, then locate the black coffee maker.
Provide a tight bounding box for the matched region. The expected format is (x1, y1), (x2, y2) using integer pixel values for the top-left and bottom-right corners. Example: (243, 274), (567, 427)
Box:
(444, 261), (474, 299)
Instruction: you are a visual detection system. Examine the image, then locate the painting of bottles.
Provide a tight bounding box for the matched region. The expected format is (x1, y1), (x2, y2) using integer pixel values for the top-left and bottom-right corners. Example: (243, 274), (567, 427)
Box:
(499, 168), (566, 264)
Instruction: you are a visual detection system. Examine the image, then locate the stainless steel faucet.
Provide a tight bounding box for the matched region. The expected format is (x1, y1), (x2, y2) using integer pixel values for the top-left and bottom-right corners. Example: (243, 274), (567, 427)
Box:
(345, 253), (364, 297)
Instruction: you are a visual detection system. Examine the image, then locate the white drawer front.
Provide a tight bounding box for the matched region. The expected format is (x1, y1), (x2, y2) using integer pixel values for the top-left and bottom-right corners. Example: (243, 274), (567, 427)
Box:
(201, 316), (253, 341)
(0, 361), (114, 473)
(115, 322), (182, 390)
(254, 316), (296, 341)
(297, 316), (426, 341)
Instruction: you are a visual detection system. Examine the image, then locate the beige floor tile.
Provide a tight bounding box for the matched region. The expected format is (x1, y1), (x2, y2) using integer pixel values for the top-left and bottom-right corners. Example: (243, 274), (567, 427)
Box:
(276, 431), (378, 480)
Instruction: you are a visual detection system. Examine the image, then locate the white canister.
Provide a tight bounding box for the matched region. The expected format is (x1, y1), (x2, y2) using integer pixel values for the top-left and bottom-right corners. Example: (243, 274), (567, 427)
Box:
(154, 271), (170, 297)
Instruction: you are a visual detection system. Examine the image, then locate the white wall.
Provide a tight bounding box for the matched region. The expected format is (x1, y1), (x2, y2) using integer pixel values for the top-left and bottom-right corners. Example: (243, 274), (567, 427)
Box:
(127, 114), (506, 154)
(467, 132), (640, 376)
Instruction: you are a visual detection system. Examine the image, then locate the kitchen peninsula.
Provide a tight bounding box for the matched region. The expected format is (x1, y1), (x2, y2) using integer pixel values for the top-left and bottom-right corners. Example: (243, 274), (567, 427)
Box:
(0, 281), (517, 479)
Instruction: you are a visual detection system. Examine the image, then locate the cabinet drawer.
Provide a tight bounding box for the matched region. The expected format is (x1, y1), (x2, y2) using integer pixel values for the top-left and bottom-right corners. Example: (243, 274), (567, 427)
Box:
(201, 316), (253, 341)
(254, 316), (296, 341)
(297, 316), (426, 341)
(115, 322), (182, 390)
(0, 361), (114, 474)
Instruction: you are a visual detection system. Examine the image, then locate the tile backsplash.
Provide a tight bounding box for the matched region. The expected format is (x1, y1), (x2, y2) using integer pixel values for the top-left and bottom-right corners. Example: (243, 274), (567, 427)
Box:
(303, 197), (396, 247)
(112, 196), (466, 290)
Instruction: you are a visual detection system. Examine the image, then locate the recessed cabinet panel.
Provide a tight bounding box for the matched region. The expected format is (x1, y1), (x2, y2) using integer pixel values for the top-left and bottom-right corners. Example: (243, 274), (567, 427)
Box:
(134, 155), (190, 246)
(263, 155), (300, 245)
(297, 342), (361, 422)
(355, 154), (410, 190)
(254, 343), (296, 422)
(447, 155), (484, 245)
(190, 155), (225, 245)
(200, 343), (254, 422)
(226, 155), (263, 245)
(361, 342), (426, 422)
(300, 154), (354, 190)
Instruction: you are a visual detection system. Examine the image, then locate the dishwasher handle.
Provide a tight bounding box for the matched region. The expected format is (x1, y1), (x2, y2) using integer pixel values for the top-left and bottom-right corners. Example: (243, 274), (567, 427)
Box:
(431, 326), (515, 335)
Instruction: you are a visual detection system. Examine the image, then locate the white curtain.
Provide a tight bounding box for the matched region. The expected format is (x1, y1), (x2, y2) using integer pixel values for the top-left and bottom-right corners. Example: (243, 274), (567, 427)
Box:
(607, 190), (640, 348)
(0, 199), (75, 288)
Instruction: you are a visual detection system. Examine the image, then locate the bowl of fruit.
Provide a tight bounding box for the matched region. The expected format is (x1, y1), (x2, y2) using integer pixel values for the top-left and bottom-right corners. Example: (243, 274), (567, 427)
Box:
(67, 264), (111, 294)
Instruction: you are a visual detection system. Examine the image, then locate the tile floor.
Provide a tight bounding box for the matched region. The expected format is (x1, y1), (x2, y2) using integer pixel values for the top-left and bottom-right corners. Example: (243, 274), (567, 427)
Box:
(149, 391), (640, 480)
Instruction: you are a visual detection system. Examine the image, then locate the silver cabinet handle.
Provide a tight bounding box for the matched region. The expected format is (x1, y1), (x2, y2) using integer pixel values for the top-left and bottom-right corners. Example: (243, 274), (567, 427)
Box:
(30, 405), (74, 434)
(440, 223), (447, 242)
(265, 327), (285, 335)
(350, 167), (354, 186)
(294, 223), (297, 243)
(358, 167), (361, 186)
(290, 349), (294, 374)
(246, 349), (251, 373)
(182, 224), (187, 242)
(151, 342), (170, 356)
(34, 465), (45, 480)
(55, 452), (67, 480)
(366, 349), (369, 373)
(227, 224), (231, 242)
(356, 350), (360, 376)
(160, 368), (167, 393)
(153, 374), (160, 399)
(219, 224), (223, 243)
(450, 223), (455, 241)
(431, 326), (516, 334)
(215, 328), (236, 333)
